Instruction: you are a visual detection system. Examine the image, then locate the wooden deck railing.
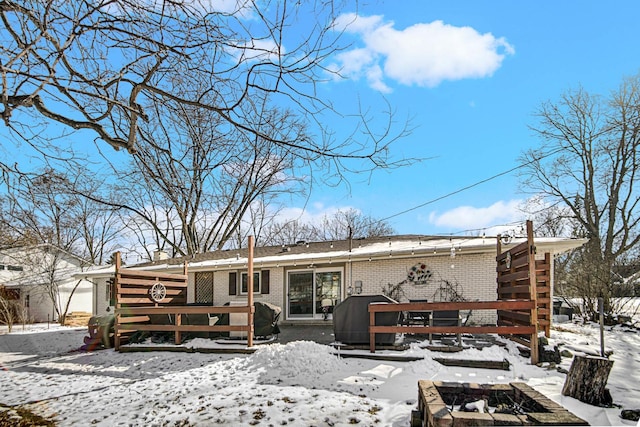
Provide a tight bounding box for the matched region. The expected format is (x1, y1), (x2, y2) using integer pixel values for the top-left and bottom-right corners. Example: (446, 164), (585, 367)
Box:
(115, 305), (255, 350)
(368, 300), (538, 363)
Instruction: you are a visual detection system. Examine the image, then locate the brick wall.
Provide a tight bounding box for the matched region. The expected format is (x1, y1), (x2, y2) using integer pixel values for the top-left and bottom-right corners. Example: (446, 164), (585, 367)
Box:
(189, 252), (506, 324)
(350, 253), (498, 324)
(210, 268), (285, 310)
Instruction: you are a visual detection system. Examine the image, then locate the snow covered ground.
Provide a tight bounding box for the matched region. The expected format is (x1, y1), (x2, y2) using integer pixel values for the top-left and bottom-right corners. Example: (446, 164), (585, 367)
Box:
(1, 314), (639, 426)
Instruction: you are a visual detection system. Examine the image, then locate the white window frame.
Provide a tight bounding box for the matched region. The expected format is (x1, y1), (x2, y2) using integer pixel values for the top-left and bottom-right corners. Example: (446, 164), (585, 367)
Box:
(240, 271), (261, 295)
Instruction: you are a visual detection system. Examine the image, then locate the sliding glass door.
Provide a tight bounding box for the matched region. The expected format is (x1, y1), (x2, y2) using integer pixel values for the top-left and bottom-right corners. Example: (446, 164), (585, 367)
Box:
(288, 269), (342, 319)
(287, 271), (314, 318)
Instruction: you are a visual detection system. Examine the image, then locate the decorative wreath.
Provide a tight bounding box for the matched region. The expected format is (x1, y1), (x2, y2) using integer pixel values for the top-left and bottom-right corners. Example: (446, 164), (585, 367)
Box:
(150, 282), (167, 302)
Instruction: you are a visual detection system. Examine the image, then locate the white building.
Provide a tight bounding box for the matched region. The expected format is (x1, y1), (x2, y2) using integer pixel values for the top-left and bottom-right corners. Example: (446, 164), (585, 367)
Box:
(0, 244), (94, 323)
(85, 234), (586, 324)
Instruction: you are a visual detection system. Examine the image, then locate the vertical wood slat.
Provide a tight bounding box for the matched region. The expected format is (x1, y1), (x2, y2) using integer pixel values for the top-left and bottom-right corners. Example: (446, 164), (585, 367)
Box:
(175, 313), (182, 345)
(114, 252), (122, 351)
(495, 220), (543, 365)
(536, 253), (552, 337)
(369, 310), (376, 353)
(247, 236), (254, 348)
(526, 221), (539, 365)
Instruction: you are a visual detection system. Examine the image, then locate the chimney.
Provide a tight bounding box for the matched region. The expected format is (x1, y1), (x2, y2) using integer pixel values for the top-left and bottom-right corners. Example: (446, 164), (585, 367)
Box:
(153, 250), (169, 262)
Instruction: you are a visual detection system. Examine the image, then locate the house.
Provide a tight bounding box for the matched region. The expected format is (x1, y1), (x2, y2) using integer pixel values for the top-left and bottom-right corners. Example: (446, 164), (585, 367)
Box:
(612, 263), (640, 297)
(0, 244), (94, 323)
(85, 234), (587, 324)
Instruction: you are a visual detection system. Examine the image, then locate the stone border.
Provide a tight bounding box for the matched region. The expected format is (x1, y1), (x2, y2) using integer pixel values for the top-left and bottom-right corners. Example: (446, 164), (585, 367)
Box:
(417, 380), (589, 426)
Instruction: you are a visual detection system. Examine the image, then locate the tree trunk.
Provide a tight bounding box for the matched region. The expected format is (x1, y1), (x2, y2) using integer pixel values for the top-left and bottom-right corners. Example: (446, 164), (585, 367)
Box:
(562, 355), (614, 406)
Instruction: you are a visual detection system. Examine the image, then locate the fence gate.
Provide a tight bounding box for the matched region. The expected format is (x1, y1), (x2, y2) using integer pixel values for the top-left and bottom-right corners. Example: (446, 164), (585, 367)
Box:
(496, 220), (550, 364)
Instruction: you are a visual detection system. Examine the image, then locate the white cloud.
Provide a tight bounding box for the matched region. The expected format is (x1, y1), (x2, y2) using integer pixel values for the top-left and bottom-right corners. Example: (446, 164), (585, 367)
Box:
(428, 199), (524, 233)
(332, 13), (514, 91)
(276, 203), (358, 224)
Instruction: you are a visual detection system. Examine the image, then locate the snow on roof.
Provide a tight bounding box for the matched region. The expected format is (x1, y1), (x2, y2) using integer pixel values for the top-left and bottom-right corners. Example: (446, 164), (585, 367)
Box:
(186, 235), (587, 270)
(80, 235), (588, 277)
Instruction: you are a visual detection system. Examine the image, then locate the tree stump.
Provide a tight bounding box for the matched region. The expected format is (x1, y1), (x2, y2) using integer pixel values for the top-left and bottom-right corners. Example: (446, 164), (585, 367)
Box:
(562, 355), (614, 406)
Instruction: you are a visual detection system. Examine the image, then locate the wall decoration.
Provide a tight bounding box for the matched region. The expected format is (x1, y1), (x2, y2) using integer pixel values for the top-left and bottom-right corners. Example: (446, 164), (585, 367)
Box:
(407, 262), (433, 285)
(149, 282), (167, 302)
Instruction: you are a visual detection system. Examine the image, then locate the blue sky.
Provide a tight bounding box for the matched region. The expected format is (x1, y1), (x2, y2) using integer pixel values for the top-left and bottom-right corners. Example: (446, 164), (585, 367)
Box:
(285, 0), (640, 236)
(3, 1), (640, 240)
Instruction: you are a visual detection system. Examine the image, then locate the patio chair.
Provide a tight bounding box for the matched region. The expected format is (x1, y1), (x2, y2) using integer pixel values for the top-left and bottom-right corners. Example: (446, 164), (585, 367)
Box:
(405, 299), (430, 326)
(429, 310), (461, 346)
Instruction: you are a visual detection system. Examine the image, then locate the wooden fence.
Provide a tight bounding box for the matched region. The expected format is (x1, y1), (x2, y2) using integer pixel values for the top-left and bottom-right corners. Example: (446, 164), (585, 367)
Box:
(536, 253), (552, 337)
(496, 220), (548, 363)
(116, 305), (254, 347)
(368, 221), (547, 364)
(113, 248), (255, 351)
(368, 300), (538, 363)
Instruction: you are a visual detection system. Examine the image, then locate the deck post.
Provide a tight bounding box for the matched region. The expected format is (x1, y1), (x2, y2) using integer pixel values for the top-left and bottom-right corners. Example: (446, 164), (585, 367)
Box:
(178, 260), (187, 346)
(113, 252), (121, 351)
(247, 235), (254, 348)
(369, 309), (376, 353)
(175, 313), (182, 345)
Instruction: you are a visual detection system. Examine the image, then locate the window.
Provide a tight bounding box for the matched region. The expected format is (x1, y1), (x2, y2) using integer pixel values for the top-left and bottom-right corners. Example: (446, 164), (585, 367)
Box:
(229, 270), (270, 295)
(7, 265), (23, 271)
(241, 272), (261, 294)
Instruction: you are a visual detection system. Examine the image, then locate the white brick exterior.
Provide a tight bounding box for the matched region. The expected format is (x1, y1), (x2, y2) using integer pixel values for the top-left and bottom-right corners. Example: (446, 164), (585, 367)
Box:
(88, 235), (586, 325)
(179, 252), (499, 323)
(348, 253), (498, 324)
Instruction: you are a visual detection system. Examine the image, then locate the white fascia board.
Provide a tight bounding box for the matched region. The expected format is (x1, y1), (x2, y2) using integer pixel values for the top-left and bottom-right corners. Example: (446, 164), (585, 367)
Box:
(188, 237), (588, 271)
(80, 236), (588, 275)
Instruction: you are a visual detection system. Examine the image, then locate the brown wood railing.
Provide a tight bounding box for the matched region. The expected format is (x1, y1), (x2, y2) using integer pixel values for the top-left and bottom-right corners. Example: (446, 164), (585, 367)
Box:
(368, 300), (538, 363)
(115, 305), (255, 349)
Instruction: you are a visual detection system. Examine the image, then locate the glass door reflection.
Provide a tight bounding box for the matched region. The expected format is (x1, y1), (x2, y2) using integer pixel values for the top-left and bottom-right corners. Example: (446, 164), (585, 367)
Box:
(315, 271), (341, 319)
(288, 271), (314, 318)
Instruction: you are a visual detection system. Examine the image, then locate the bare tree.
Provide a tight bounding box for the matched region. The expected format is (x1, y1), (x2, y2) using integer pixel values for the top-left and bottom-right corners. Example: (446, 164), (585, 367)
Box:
(260, 218), (316, 247)
(74, 194), (123, 265)
(520, 196), (576, 238)
(93, 90), (306, 257)
(0, 285), (25, 332)
(520, 73), (640, 319)
(227, 196), (286, 249)
(519, 197), (581, 302)
(39, 249), (84, 324)
(259, 208), (395, 246)
(1, 170), (81, 250)
(310, 208), (395, 241)
(2, 1), (416, 261)
(1, 0), (411, 175)
(1, 168), (123, 263)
